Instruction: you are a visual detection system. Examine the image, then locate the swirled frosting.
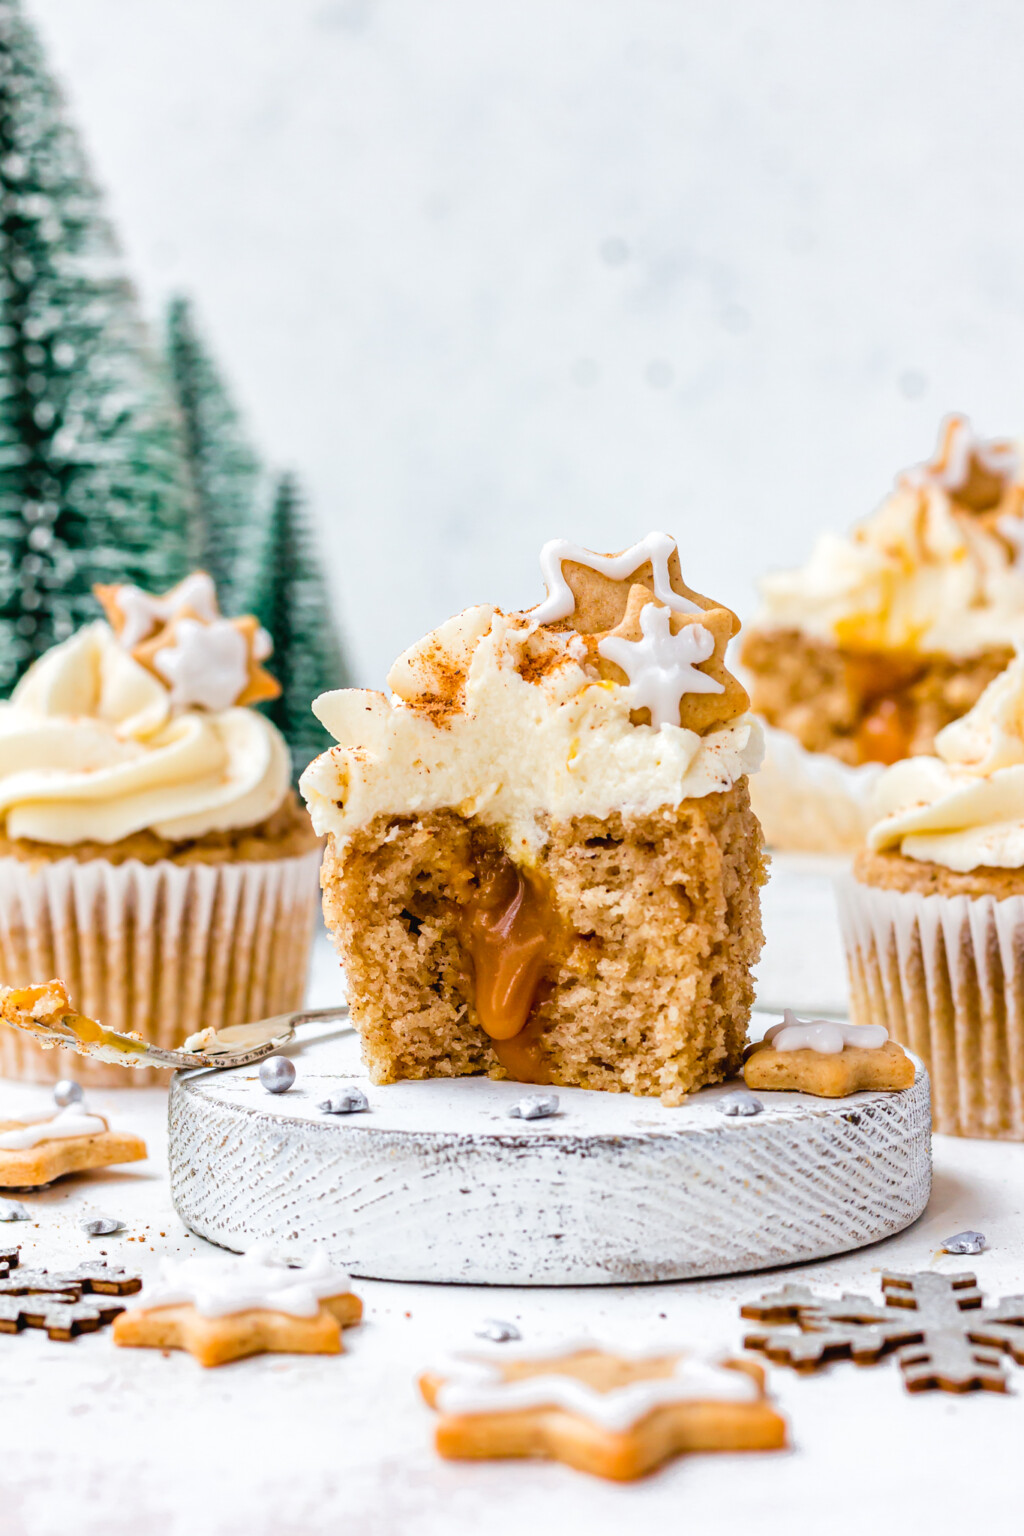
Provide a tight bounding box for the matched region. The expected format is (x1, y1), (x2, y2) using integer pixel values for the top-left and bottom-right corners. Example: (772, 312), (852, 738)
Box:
(755, 420), (1024, 658)
(301, 606), (763, 855)
(867, 650), (1024, 870)
(0, 623), (290, 845)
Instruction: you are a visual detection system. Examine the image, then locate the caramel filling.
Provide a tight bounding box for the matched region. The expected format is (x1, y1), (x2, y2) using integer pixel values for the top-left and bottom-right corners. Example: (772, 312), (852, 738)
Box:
(456, 850), (561, 1081)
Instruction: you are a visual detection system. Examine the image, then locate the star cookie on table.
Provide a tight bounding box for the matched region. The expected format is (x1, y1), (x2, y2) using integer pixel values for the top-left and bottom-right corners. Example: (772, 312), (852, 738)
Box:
(113, 1244), (362, 1367)
(532, 532), (739, 638)
(743, 1011), (914, 1098)
(94, 571), (221, 650)
(596, 584), (748, 732)
(418, 1339), (786, 1481)
(0, 1249), (141, 1341)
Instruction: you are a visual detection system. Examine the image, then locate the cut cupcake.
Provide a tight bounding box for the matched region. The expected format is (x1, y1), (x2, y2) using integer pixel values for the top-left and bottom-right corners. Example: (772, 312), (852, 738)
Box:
(839, 649), (1024, 1138)
(742, 415), (1024, 851)
(301, 534), (766, 1104)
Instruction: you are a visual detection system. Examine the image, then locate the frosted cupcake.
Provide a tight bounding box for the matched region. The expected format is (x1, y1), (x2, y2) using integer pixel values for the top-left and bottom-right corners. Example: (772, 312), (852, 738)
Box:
(840, 651), (1024, 1137)
(0, 574), (321, 1086)
(743, 415), (1024, 852)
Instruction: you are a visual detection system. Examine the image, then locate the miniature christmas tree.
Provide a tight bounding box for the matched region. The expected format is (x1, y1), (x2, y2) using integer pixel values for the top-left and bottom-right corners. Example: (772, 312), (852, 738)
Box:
(247, 472), (351, 779)
(165, 296), (264, 608)
(0, 0), (192, 693)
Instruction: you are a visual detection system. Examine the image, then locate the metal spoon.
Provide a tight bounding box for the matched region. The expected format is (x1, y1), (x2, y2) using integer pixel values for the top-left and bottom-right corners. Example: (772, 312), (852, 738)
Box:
(0, 1004), (351, 1073)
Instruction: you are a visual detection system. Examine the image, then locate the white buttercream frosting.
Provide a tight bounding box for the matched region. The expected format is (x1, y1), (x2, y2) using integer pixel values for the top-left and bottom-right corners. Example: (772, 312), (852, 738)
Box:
(301, 609), (763, 854)
(755, 425), (1024, 658)
(137, 1242), (353, 1319)
(0, 623), (290, 845)
(867, 650), (1024, 870)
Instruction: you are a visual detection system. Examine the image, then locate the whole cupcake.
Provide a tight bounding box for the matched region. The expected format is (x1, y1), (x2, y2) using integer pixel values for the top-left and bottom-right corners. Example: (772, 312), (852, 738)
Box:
(840, 650), (1024, 1138)
(0, 573), (321, 1086)
(743, 414), (1024, 853)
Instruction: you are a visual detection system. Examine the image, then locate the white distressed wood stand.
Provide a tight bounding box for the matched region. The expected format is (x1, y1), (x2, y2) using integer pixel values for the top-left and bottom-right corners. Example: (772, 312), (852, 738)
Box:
(167, 1021), (931, 1285)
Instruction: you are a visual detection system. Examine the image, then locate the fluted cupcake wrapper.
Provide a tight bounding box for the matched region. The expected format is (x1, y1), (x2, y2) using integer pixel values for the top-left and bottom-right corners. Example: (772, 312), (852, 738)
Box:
(0, 850), (322, 1088)
(838, 873), (1024, 1140)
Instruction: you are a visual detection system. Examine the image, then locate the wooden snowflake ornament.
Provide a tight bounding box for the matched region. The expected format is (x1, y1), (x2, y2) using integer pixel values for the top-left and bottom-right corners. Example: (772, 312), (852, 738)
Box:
(0, 1249), (141, 1341)
(742, 1271), (1024, 1394)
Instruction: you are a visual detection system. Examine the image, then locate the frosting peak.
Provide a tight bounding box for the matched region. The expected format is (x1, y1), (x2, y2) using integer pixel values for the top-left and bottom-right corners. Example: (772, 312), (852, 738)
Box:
(301, 536), (763, 853)
(756, 415), (1024, 657)
(867, 650), (1024, 870)
(0, 622), (290, 845)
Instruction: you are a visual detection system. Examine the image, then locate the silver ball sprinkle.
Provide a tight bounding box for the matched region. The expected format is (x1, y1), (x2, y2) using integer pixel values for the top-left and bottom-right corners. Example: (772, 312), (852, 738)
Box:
(942, 1230), (986, 1255)
(508, 1093), (559, 1121)
(0, 1199), (30, 1222)
(719, 1091), (764, 1117)
(475, 1319), (521, 1343)
(259, 1056), (296, 1094)
(81, 1215), (125, 1237)
(53, 1079), (84, 1108)
(319, 1088), (369, 1115)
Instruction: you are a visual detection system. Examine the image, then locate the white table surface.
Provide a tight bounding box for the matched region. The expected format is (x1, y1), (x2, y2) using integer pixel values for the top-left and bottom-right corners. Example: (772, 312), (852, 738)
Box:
(2, 933), (1021, 1536)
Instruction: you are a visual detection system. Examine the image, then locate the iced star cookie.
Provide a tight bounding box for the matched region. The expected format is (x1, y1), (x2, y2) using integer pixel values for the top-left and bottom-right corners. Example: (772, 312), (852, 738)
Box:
(113, 1244), (362, 1367)
(0, 1036), (146, 1188)
(743, 1011), (914, 1098)
(418, 1339), (787, 1481)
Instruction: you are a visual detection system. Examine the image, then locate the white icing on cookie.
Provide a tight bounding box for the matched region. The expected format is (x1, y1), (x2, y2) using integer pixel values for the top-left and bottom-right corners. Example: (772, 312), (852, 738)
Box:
(764, 1010), (888, 1055)
(151, 618), (251, 711)
(904, 415), (1019, 496)
(0, 1102), (108, 1150)
(533, 534), (704, 624)
(434, 1338), (758, 1430)
(138, 1241), (353, 1319)
(598, 609), (723, 727)
(113, 572), (220, 651)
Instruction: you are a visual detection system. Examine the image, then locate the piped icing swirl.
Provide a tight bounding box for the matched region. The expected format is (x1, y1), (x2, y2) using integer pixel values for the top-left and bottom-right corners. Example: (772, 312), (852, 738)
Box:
(867, 649), (1024, 871)
(0, 622), (290, 845)
(755, 415), (1024, 658)
(301, 537), (763, 854)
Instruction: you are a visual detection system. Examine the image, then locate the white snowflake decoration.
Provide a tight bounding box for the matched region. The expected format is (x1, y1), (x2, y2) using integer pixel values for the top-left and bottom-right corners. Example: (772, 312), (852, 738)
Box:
(114, 572), (220, 650)
(533, 533), (704, 624)
(151, 618), (251, 712)
(597, 605), (724, 727)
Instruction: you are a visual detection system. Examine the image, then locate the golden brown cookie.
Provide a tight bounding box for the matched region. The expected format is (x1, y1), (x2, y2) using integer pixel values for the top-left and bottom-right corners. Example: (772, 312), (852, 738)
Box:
(419, 1343), (787, 1481)
(113, 1291), (363, 1367)
(538, 536), (739, 638)
(0, 1124), (147, 1190)
(133, 609), (281, 706)
(743, 1038), (914, 1098)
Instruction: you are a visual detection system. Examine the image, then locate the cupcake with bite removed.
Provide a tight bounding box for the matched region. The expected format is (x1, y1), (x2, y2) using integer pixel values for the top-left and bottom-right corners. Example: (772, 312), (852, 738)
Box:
(743, 415), (1024, 852)
(0, 573), (321, 1086)
(840, 648), (1024, 1138)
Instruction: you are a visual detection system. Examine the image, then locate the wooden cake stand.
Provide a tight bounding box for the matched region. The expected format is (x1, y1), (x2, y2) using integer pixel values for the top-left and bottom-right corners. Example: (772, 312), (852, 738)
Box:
(167, 1016), (932, 1286)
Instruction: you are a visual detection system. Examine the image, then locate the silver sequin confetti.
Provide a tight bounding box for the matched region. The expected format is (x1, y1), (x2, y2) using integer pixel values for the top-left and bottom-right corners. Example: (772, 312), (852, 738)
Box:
(508, 1094), (559, 1121)
(259, 1057), (296, 1094)
(475, 1319), (521, 1343)
(319, 1088), (369, 1115)
(942, 1230), (986, 1255)
(719, 1091), (764, 1117)
(81, 1216), (125, 1237)
(0, 1200), (30, 1222)
(53, 1079), (84, 1108)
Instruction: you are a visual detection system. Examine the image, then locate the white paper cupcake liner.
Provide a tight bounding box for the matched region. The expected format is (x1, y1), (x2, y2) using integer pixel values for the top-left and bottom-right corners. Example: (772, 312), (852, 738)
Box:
(750, 724), (884, 853)
(837, 872), (1024, 1139)
(0, 849), (322, 1088)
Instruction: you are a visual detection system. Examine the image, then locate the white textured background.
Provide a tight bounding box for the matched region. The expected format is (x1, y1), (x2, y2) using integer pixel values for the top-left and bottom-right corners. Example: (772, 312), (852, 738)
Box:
(29, 0), (1024, 684)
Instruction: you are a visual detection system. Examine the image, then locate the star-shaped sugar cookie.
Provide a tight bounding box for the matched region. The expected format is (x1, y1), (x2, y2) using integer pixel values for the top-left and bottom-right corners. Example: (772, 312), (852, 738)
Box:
(533, 533), (740, 638)
(596, 585), (748, 733)
(113, 1246), (363, 1367)
(95, 572), (220, 650)
(419, 1342), (786, 1481)
(906, 414), (1020, 515)
(0, 1111), (147, 1190)
(134, 612), (280, 710)
(744, 1038), (914, 1098)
